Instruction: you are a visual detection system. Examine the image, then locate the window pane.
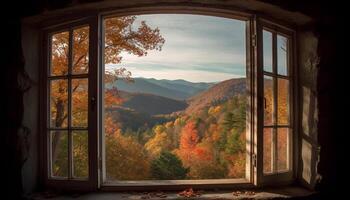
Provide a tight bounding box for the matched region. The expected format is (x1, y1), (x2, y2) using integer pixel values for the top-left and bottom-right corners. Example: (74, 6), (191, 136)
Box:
(263, 30), (273, 73)
(263, 128), (273, 174)
(277, 128), (289, 172)
(51, 31), (69, 76)
(264, 75), (274, 125)
(50, 131), (68, 178)
(73, 131), (89, 178)
(50, 79), (68, 128)
(277, 35), (288, 76)
(73, 26), (89, 74)
(72, 79), (88, 127)
(277, 78), (289, 125)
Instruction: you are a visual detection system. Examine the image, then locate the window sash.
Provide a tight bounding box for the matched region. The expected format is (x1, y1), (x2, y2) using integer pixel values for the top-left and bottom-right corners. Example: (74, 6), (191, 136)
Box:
(257, 19), (295, 184)
(42, 16), (99, 190)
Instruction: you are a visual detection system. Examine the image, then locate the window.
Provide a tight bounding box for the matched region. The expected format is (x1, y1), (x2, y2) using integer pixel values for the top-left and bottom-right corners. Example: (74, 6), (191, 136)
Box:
(48, 26), (90, 179)
(42, 10), (295, 190)
(259, 23), (294, 183)
(102, 14), (247, 182)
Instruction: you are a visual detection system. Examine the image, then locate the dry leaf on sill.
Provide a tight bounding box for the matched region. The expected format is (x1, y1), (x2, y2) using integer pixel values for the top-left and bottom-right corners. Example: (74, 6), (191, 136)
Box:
(232, 190), (256, 196)
(140, 191), (167, 199)
(178, 188), (203, 198)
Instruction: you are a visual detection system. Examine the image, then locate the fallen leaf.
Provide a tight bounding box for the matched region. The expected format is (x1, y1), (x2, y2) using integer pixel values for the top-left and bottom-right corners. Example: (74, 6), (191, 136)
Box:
(178, 188), (202, 198)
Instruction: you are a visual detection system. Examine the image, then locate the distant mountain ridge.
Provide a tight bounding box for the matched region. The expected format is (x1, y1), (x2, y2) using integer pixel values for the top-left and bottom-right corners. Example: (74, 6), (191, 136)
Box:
(145, 78), (215, 97)
(108, 77), (214, 100)
(107, 77), (246, 116)
(120, 91), (187, 115)
(186, 78), (246, 114)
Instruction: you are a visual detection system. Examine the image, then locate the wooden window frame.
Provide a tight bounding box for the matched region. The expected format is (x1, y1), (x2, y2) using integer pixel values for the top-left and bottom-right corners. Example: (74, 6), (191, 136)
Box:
(256, 18), (297, 186)
(39, 7), (298, 191)
(40, 16), (99, 191)
(99, 9), (254, 190)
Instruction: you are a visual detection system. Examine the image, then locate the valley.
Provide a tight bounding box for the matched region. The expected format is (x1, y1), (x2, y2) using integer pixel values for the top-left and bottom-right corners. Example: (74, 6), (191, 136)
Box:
(104, 77), (247, 180)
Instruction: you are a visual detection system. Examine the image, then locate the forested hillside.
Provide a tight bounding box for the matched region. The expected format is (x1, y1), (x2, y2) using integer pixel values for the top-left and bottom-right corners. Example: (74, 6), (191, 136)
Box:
(105, 93), (247, 180)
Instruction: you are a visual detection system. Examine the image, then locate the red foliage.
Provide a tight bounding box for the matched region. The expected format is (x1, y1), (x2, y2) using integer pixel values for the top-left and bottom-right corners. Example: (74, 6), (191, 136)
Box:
(179, 121), (199, 150)
(193, 147), (212, 161)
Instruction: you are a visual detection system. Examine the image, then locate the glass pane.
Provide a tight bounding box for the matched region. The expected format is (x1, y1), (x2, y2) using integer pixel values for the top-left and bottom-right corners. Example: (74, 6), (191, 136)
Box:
(51, 31), (69, 76)
(50, 79), (68, 128)
(277, 35), (288, 76)
(277, 78), (289, 125)
(263, 30), (273, 73)
(73, 131), (89, 178)
(50, 131), (68, 177)
(277, 128), (289, 172)
(73, 26), (89, 74)
(264, 75), (274, 125)
(72, 79), (88, 127)
(263, 128), (273, 174)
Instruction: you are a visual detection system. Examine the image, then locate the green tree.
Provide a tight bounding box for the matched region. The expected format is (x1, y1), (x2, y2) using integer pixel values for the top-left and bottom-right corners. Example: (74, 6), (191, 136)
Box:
(150, 151), (189, 180)
(225, 129), (244, 154)
(222, 97), (246, 133)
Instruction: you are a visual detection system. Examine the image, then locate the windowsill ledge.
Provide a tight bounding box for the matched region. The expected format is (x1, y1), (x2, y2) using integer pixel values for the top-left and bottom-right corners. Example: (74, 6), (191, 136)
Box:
(28, 186), (316, 200)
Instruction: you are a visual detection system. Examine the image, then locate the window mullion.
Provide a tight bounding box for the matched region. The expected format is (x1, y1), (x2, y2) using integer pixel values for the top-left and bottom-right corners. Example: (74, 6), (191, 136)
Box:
(68, 29), (73, 179)
(272, 32), (278, 173)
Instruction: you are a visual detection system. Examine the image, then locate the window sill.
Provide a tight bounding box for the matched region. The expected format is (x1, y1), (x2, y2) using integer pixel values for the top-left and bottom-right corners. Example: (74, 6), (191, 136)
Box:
(101, 178), (251, 191)
(29, 186), (315, 199)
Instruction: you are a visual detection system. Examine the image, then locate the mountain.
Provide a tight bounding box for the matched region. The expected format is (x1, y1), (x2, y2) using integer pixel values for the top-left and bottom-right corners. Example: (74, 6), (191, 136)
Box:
(109, 78), (213, 100)
(185, 78), (246, 114)
(120, 91), (187, 115)
(105, 106), (173, 131)
(106, 77), (246, 116)
(145, 78), (214, 97)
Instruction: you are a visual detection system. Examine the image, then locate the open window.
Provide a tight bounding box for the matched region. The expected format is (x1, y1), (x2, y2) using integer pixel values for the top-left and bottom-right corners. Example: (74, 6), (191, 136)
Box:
(257, 19), (295, 185)
(41, 11), (296, 190)
(43, 18), (98, 190)
(101, 14), (250, 186)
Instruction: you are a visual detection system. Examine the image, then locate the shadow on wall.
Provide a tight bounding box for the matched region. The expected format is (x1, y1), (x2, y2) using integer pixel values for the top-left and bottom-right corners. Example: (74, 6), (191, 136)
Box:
(298, 31), (320, 189)
(3, 19), (33, 199)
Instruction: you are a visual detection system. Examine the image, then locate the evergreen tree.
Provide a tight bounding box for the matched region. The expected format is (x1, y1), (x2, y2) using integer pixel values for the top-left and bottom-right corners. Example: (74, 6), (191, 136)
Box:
(150, 151), (189, 180)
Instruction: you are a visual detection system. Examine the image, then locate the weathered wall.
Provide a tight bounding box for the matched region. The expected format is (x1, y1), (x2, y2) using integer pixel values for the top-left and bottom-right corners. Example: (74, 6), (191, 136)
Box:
(21, 24), (40, 194)
(297, 31), (320, 189)
(18, 0), (336, 195)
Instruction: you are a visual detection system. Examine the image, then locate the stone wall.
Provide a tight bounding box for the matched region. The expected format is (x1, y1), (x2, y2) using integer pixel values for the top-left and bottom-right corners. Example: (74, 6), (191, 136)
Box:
(18, 0), (337, 195)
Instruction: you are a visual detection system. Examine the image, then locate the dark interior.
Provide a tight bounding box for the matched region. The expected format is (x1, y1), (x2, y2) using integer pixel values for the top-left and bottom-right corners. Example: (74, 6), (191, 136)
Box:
(2, 0), (341, 199)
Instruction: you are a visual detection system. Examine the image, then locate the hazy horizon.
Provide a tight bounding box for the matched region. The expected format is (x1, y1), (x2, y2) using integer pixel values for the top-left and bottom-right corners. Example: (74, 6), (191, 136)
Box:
(106, 14), (247, 83)
(114, 75), (246, 84)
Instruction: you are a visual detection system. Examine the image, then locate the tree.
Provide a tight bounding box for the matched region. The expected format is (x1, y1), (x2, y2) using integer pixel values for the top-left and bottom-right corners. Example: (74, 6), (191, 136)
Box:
(105, 115), (151, 180)
(50, 16), (165, 177)
(104, 16), (165, 64)
(222, 96), (246, 133)
(145, 131), (171, 158)
(225, 129), (244, 155)
(179, 121), (199, 150)
(150, 151), (188, 180)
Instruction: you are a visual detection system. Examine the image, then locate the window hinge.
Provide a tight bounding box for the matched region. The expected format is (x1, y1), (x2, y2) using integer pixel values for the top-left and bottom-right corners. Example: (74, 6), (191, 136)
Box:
(252, 154), (257, 168)
(252, 34), (257, 47)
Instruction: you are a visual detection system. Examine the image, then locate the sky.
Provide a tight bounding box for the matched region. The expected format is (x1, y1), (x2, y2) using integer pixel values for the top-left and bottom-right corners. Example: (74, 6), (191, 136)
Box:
(263, 30), (288, 75)
(105, 14), (247, 83)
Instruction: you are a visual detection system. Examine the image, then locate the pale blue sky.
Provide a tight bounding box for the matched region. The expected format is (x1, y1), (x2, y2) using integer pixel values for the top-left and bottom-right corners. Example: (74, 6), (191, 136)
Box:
(106, 14), (247, 83)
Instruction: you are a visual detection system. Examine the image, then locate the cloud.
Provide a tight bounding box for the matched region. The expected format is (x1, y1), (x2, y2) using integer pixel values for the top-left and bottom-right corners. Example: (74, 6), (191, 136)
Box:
(106, 14), (247, 82)
(126, 67), (244, 83)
